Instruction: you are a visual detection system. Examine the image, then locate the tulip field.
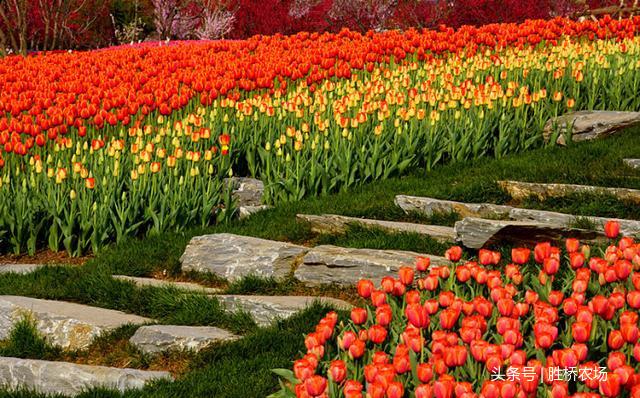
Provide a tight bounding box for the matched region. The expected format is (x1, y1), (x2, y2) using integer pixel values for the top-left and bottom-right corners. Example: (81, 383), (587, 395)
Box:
(275, 223), (640, 398)
(2, 16), (640, 257)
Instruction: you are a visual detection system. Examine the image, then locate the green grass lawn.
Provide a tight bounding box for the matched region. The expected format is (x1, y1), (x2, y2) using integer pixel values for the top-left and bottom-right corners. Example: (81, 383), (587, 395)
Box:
(1, 128), (640, 397)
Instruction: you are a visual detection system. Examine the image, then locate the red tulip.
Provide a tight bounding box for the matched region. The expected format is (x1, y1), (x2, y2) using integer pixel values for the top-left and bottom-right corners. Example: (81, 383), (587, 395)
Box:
(608, 329), (625, 350)
(294, 359), (315, 381)
(349, 339), (365, 359)
(350, 308), (367, 325)
(386, 382), (404, 398)
(565, 238), (580, 253)
(417, 363), (433, 383)
(599, 373), (621, 397)
(339, 331), (357, 350)
(445, 246), (463, 262)
(415, 384), (433, 398)
(439, 308), (460, 330)
(405, 303), (429, 329)
(604, 220), (621, 239)
(393, 354), (411, 374)
(416, 256), (431, 272)
(357, 279), (374, 298)
(329, 360), (346, 383)
(305, 375), (327, 397)
(432, 379), (454, 398)
(381, 277), (395, 293)
(534, 242), (552, 263)
(371, 290), (387, 307)
(543, 257), (560, 275)
(607, 351), (626, 370)
(398, 266), (414, 285)
(368, 325), (388, 344)
(511, 248), (531, 264)
(569, 252), (585, 269)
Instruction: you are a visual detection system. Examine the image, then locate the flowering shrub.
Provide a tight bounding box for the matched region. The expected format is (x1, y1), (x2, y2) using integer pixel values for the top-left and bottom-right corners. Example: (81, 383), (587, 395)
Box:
(274, 221), (640, 397)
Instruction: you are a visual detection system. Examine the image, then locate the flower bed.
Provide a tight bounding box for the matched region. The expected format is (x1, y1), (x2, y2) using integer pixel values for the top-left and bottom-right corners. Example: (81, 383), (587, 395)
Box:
(274, 221), (640, 397)
(2, 17), (640, 256)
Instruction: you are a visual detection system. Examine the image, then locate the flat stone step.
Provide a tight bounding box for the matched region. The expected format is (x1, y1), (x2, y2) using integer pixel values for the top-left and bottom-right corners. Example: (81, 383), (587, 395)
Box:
(295, 245), (449, 286)
(0, 296), (152, 350)
(454, 218), (606, 249)
(498, 180), (640, 204)
(130, 325), (238, 354)
(0, 264), (49, 275)
(394, 195), (640, 237)
(297, 214), (455, 241)
(180, 234), (308, 282)
(624, 159), (640, 169)
(0, 357), (171, 396)
(216, 295), (352, 326)
(543, 110), (640, 145)
(113, 275), (222, 294)
(395, 195), (513, 219)
(509, 208), (640, 237)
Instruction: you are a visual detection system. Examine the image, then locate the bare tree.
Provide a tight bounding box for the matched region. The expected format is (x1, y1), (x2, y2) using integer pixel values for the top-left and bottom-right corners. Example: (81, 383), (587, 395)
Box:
(34, 0), (107, 51)
(0, 0), (28, 55)
(196, 1), (236, 39)
(328, 0), (398, 31)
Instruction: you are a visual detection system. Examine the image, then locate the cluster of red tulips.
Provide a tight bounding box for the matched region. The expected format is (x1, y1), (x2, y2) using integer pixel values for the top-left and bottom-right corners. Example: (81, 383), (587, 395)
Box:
(1, 16), (640, 161)
(274, 221), (640, 398)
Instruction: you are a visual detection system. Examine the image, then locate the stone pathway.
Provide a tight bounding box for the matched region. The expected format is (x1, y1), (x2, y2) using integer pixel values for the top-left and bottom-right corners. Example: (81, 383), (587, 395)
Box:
(0, 296), (152, 350)
(295, 245), (448, 286)
(498, 180), (640, 204)
(0, 357), (171, 396)
(624, 159), (640, 169)
(216, 295), (352, 326)
(543, 110), (640, 145)
(130, 325), (238, 354)
(113, 275), (222, 294)
(297, 214), (455, 241)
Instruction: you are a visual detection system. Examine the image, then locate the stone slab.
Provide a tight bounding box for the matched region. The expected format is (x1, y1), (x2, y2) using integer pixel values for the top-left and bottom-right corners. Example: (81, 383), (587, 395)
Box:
(0, 264), (48, 275)
(0, 356), (171, 396)
(498, 180), (640, 204)
(113, 275), (222, 294)
(180, 234), (308, 281)
(624, 159), (640, 170)
(216, 295), (352, 326)
(508, 208), (640, 237)
(543, 110), (640, 145)
(130, 325), (237, 354)
(295, 245), (449, 286)
(394, 195), (513, 219)
(297, 214), (455, 241)
(0, 296), (152, 350)
(453, 217), (606, 249)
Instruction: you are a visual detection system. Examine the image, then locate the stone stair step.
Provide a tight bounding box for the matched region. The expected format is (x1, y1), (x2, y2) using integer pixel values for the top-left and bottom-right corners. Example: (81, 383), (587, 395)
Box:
(215, 295), (352, 326)
(508, 208), (640, 237)
(395, 195), (513, 219)
(0, 356), (171, 396)
(0, 264), (49, 275)
(394, 195), (640, 237)
(129, 325), (238, 355)
(0, 296), (152, 350)
(624, 159), (640, 169)
(543, 110), (640, 145)
(454, 218), (606, 249)
(113, 275), (222, 294)
(498, 180), (640, 204)
(297, 214), (455, 241)
(295, 245), (449, 286)
(180, 233), (308, 282)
